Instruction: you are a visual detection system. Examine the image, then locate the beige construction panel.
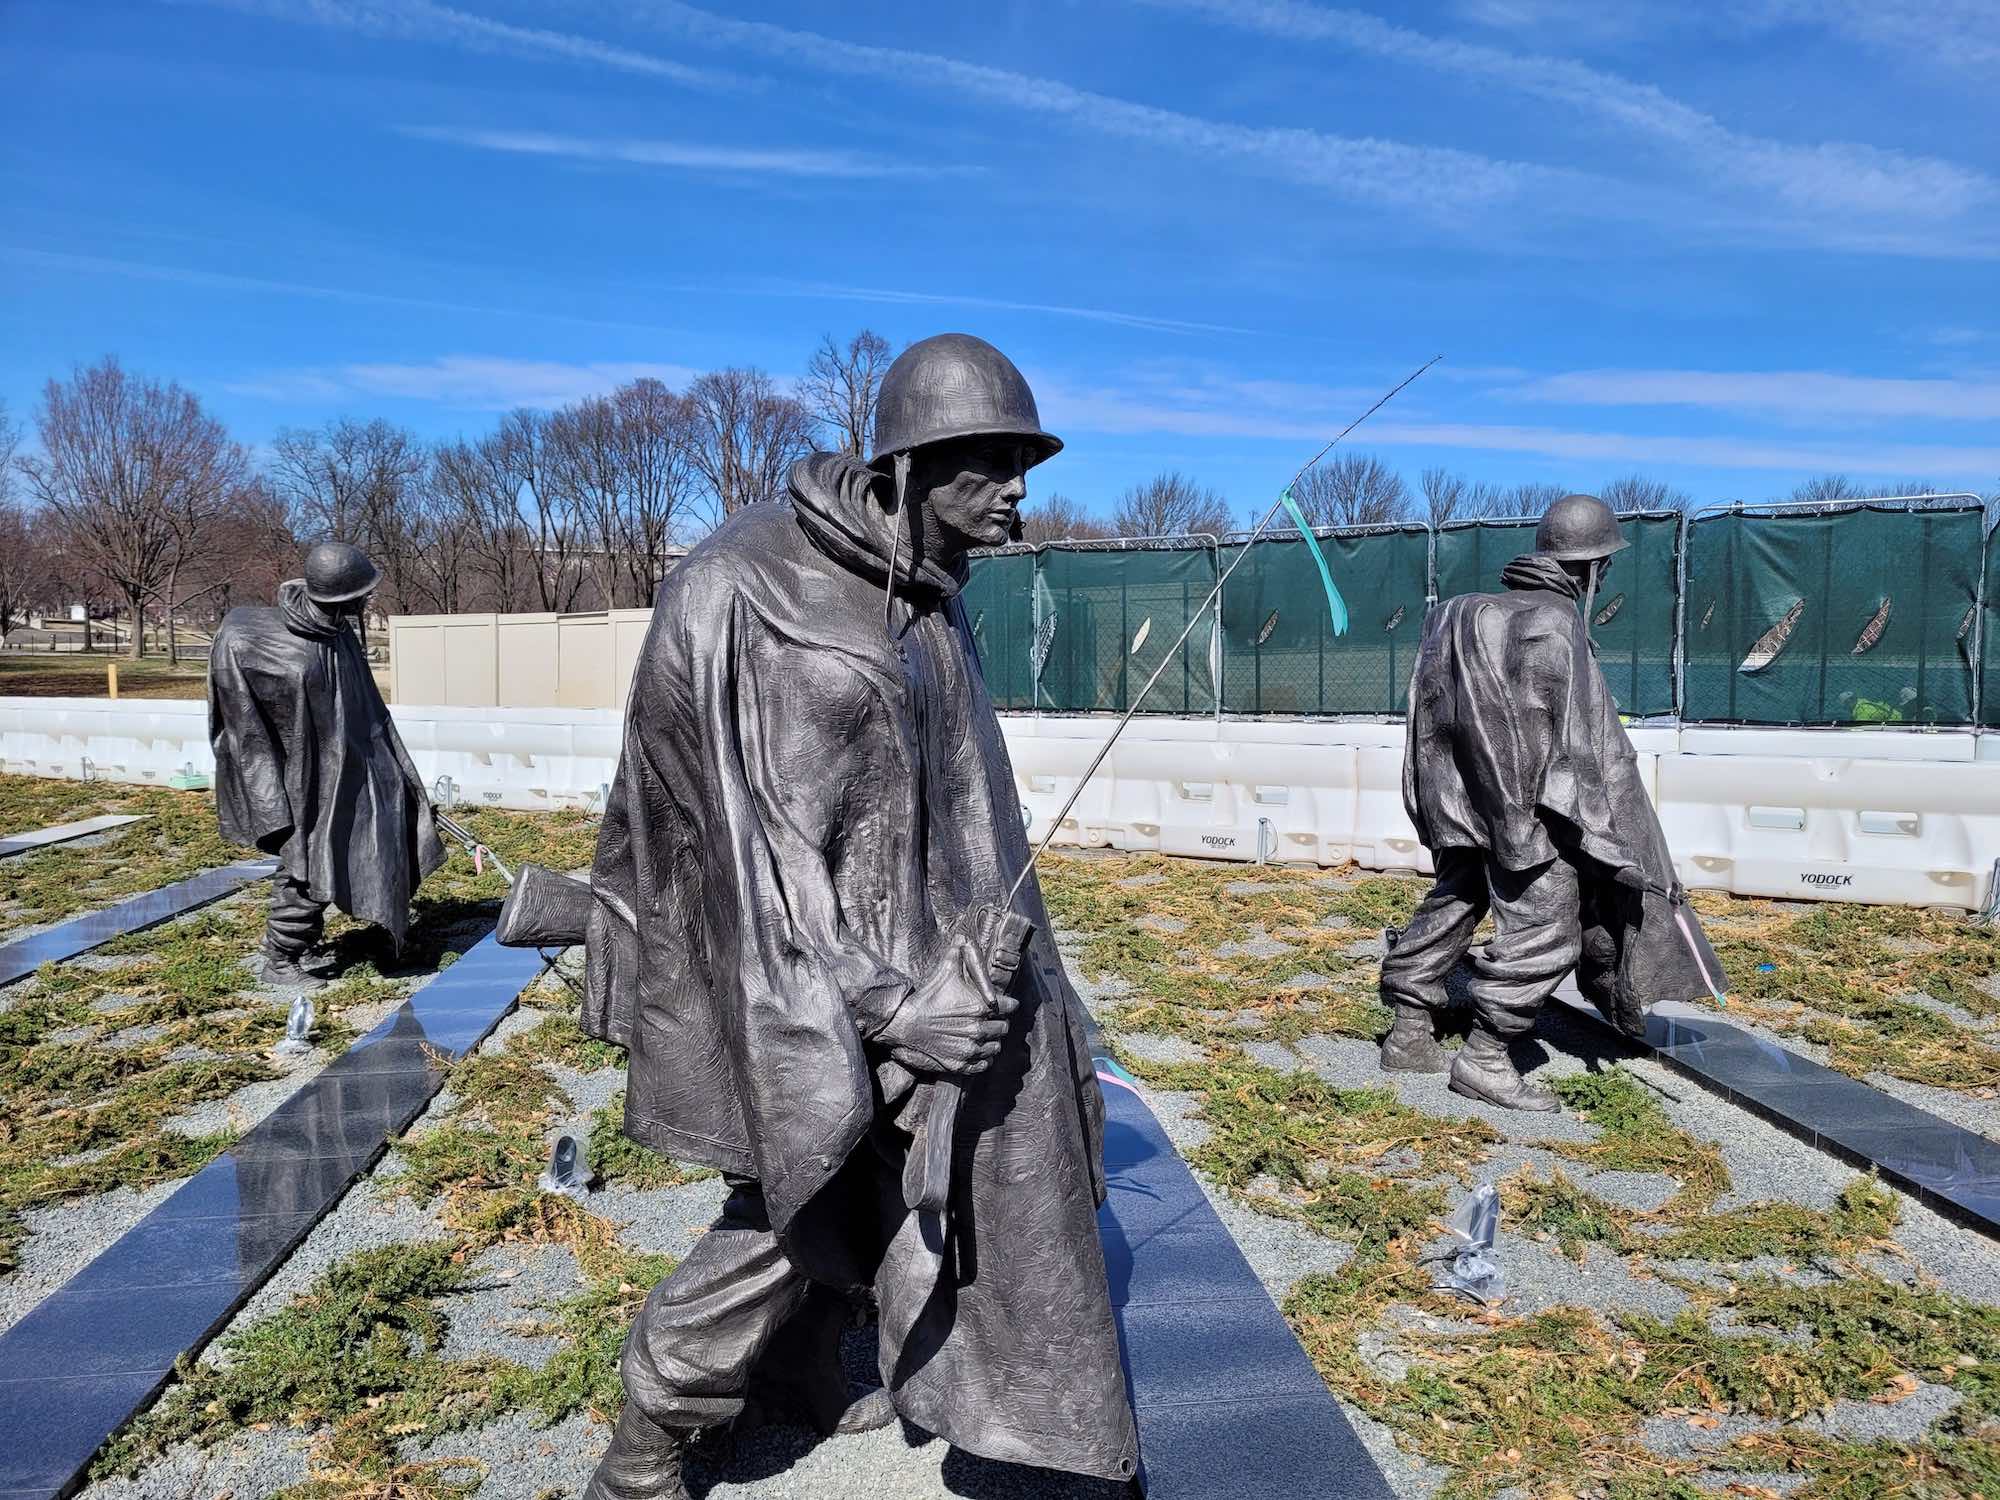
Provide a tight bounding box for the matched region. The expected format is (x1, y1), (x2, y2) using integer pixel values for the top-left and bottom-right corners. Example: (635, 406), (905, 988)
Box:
(391, 620), (447, 706)
(612, 609), (654, 709)
(556, 614), (614, 709)
(440, 619), (501, 706)
(495, 615), (559, 708)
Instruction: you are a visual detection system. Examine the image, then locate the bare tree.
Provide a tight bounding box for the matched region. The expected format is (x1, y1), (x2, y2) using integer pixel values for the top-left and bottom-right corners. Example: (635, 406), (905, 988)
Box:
(545, 395), (625, 609)
(1112, 471), (1231, 537)
(687, 367), (815, 518)
(1503, 481), (1570, 515)
(1292, 451), (1410, 527)
(1019, 493), (1112, 545)
(612, 378), (698, 604)
(267, 418), (428, 611)
(1789, 473), (1865, 503)
(1599, 473), (1691, 511)
(800, 330), (892, 458)
(1418, 468), (1512, 526)
(19, 358), (247, 658)
(433, 430), (539, 613)
(0, 403), (37, 639)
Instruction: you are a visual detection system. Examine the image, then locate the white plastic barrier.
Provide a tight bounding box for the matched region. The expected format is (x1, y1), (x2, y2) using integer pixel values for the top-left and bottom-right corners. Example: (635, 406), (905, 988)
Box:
(0, 698), (621, 813)
(4, 698), (1997, 909)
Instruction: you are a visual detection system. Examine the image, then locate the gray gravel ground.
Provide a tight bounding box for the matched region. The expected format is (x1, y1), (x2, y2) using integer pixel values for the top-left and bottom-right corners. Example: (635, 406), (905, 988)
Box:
(46, 861), (2000, 1500)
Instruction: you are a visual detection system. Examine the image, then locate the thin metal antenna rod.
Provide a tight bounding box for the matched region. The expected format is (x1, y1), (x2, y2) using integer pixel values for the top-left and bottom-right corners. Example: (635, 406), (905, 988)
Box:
(1003, 354), (1442, 910)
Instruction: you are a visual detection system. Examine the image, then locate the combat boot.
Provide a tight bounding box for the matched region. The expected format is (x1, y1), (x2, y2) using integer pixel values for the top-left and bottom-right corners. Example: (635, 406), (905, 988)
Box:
(1447, 1025), (1559, 1113)
(1378, 1002), (1450, 1074)
(260, 947), (325, 991)
(583, 1404), (693, 1500)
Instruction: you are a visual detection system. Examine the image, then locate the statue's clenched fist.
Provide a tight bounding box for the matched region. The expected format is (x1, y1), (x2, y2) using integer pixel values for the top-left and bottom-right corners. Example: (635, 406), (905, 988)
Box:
(880, 935), (1019, 1078)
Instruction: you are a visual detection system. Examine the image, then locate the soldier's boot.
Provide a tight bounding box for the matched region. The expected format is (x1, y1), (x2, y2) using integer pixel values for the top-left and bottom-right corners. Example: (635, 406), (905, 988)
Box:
(259, 945), (326, 991)
(1378, 1002), (1451, 1074)
(1447, 1025), (1559, 1113)
(583, 1404), (693, 1500)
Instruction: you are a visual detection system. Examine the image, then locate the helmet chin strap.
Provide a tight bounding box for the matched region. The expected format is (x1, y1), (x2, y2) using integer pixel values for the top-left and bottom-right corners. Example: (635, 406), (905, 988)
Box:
(1581, 557), (1601, 647)
(883, 451), (912, 639)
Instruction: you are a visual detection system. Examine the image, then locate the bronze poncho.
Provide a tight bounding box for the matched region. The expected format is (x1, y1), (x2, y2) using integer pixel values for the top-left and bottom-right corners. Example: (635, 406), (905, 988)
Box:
(208, 582), (444, 950)
(1403, 553), (1725, 1034)
(583, 455), (1138, 1480)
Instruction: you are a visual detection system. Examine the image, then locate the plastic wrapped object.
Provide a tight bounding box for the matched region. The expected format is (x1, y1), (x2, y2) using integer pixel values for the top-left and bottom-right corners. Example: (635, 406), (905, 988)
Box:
(273, 994), (315, 1057)
(1435, 1182), (1505, 1304)
(538, 1132), (590, 1200)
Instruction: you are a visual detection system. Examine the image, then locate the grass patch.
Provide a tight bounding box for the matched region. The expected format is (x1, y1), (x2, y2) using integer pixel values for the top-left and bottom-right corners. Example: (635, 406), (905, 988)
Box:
(588, 1092), (714, 1192)
(1548, 1069), (1732, 1212)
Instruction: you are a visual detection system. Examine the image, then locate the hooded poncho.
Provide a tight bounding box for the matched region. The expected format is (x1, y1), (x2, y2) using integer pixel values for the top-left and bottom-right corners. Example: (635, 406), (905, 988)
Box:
(1403, 552), (1725, 1035)
(582, 454), (1139, 1481)
(208, 581), (444, 950)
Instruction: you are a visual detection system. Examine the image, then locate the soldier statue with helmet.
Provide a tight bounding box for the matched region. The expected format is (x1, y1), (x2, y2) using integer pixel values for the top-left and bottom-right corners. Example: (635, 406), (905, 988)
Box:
(574, 333), (1139, 1498)
(208, 541), (445, 987)
(1379, 493), (1724, 1110)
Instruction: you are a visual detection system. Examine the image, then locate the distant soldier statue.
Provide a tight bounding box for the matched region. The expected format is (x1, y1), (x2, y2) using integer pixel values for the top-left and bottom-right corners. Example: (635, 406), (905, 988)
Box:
(1380, 494), (1724, 1110)
(568, 334), (1139, 1498)
(208, 542), (444, 988)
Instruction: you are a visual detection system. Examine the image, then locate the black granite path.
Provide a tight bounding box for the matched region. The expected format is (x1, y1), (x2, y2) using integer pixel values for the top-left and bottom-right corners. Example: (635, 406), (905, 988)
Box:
(1096, 1065), (1395, 1500)
(0, 816), (146, 859)
(1553, 992), (2000, 1238)
(0, 860), (278, 987)
(0, 933), (552, 1500)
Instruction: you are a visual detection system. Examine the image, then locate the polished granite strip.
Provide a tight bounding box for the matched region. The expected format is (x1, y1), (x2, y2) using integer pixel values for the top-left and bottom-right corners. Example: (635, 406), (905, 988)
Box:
(1552, 992), (2000, 1237)
(0, 859), (278, 987)
(0, 933), (551, 1499)
(1095, 1066), (1394, 1500)
(0, 815), (146, 858)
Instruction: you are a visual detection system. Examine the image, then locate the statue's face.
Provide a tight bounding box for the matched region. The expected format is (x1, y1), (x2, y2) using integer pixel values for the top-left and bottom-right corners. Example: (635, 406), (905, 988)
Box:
(912, 437), (1031, 549)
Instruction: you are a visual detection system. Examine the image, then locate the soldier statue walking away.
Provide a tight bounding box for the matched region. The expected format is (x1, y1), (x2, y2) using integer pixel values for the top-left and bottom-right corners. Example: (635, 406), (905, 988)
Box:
(565, 335), (1140, 1499)
(1380, 494), (1725, 1110)
(208, 542), (445, 988)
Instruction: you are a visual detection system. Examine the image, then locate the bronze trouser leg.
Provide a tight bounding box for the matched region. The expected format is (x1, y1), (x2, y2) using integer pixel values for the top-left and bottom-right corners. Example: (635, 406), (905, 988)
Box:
(1463, 858), (1582, 1039)
(264, 875), (327, 960)
(1379, 847), (1489, 1017)
(621, 1176), (814, 1431)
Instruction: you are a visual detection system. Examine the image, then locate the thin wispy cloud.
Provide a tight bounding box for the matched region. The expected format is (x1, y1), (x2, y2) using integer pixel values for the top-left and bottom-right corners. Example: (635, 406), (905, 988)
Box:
(765, 282), (1256, 337)
(570, 0), (1607, 220)
(399, 126), (956, 179)
(1510, 368), (2000, 423)
(227, 356), (700, 409)
(1, 246), (693, 338)
(1143, 0), (1996, 223)
(1758, 0), (2000, 74)
(190, 0), (737, 88)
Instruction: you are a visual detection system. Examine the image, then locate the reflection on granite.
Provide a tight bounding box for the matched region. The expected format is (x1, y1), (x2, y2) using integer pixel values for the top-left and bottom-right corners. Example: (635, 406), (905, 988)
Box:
(1555, 993), (2000, 1236)
(1095, 1069), (1395, 1500)
(0, 860), (277, 987)
(0, 814), (146, 859)
(0, 932), (550, 1499)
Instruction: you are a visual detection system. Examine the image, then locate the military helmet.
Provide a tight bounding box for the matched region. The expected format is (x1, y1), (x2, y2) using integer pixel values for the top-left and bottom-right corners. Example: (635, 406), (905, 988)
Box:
(1535, 494), (1629, 562)
(302, 542), (382, 605)
(869, 333), (1062, 471)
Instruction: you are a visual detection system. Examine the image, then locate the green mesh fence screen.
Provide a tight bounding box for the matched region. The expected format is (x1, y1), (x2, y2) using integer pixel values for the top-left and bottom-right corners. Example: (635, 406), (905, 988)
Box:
(1034, 543), (1219, 713)
(1683, 505), (1981, 725)
(959, 548), (1037, 709)
(1434, 513), (1680, 717)
(1218, 527), (1430, 713)
(1983, 521), (2000, 728)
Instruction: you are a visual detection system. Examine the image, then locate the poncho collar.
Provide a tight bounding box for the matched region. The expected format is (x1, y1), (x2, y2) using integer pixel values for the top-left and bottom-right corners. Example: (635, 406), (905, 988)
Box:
(788, 453), (963, 603)
(1500, 551), (1585, 601)
(278, 580), (349, 641)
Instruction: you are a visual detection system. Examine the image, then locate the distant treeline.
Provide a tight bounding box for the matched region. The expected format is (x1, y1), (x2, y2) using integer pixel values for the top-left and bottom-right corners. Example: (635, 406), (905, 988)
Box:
(0, 333), (1983, 657)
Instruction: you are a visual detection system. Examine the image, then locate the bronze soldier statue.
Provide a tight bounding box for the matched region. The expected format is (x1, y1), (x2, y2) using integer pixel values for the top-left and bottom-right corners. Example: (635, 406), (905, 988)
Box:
(208, 543), (444, 987)
(573, 335), (1140, 1498)
(1380, 494), (1724, 1110)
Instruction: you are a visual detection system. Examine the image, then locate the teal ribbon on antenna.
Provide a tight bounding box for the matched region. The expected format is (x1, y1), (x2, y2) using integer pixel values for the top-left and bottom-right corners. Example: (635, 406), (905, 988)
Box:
(1277, 486), (1349, 636)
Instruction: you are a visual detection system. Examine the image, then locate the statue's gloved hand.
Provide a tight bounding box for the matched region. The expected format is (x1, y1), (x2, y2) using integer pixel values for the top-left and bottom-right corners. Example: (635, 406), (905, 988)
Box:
(878, 936), (1018, 1079)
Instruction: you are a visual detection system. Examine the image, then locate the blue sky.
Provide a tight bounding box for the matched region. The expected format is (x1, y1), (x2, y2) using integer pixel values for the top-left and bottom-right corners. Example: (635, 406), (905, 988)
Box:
(3, 0), (1997, 520)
